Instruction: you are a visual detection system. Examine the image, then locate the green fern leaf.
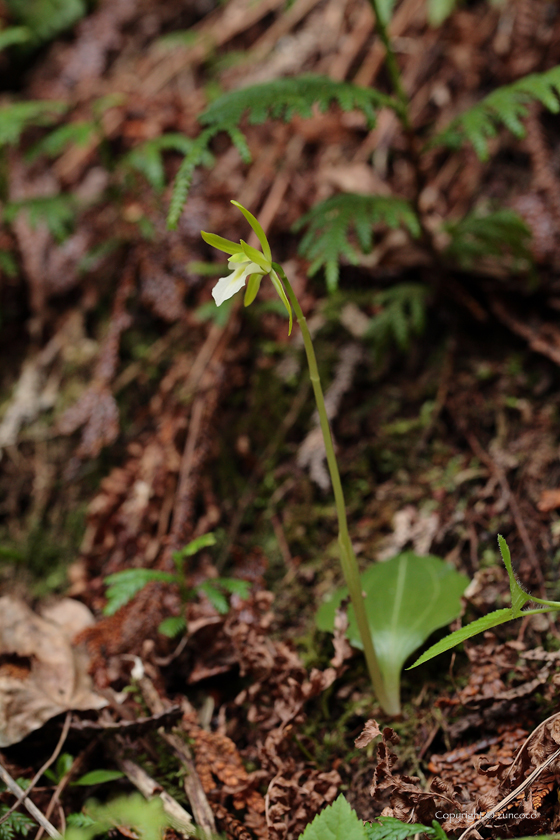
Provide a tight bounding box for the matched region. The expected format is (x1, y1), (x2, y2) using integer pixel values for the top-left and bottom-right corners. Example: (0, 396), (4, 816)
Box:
(366, 284), (428, 351)
(0, 806), (35, 840)
(167, 76), (396, 228)
(124, 133), (202, 191)
(166, 129), (215, 228)
(199, 75), (394, 132)
(431, 65), (560, 160)
(0, 26), (31, 51)
(444, 208), (532, 269)
(5, 0), (86, 44)
(104, 569), (176, 616)
(0, 100), (67, 147)
(3, 195), (76, 241)
(27, 120), (97, 161)
(294, 193), (421, 291)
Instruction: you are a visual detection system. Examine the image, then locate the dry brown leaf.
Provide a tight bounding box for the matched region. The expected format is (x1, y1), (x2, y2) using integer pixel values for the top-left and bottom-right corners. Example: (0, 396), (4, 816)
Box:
(0, 597), (107, 746)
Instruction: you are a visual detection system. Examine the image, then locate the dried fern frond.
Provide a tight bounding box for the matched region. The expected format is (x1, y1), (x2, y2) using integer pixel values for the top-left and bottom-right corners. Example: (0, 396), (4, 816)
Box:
(293, 193), (421, 291)
(167, 76), (397, 228)
(444, 208), (532, 270)
(431, 65), (560, 160)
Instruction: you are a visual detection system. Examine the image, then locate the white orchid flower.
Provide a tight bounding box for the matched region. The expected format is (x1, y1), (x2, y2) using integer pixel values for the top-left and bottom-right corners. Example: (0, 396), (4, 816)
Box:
(201, 200), (292, 333)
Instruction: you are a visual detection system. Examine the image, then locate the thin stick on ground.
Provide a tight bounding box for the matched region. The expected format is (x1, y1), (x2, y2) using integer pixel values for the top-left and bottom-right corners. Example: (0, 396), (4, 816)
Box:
(0, 713), (71, 829)
(0, 759), (62, 840)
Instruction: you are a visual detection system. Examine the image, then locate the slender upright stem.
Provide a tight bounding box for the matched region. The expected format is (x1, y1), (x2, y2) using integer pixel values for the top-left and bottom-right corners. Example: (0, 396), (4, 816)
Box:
(366, 0), (410, 130)
(275, 266), (397, 715)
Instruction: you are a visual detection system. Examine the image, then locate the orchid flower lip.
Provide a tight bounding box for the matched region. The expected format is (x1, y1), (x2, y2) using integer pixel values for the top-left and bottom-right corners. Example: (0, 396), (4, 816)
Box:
(211, 260), (263, 306)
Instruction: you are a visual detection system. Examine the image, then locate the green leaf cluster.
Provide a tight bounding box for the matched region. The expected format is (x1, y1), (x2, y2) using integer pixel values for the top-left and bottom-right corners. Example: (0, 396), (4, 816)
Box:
(124, 134), (203, 192)
(3, 195), (76, 241)
(64, 795), (169, 840)
(167, 76), (396, 228)
(5, 0), (86, 45)
(431, 64), (560, 159)
(0, 807), (35, 840)
(366, 283), (428, 352)
(298, 795), (446, 840)
(0, 101), (67, 147)
(0, 27), (31, 52)
(103, 532), (250, 628)
(293, 193), (420, 292)
(444, 208), (532, 269)
(316, 552), (468, 714)
(297, 794), (560, 840)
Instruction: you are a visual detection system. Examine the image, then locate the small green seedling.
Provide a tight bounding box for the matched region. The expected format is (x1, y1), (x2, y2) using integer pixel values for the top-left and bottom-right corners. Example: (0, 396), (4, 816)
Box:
(201, 202), (469, 715)
(297, 793), (560, 840)
(103, 532), (250, 637)
(65, 795), (170, 840)
(297, 794), (448, 840)
(409, 535), (560, 669)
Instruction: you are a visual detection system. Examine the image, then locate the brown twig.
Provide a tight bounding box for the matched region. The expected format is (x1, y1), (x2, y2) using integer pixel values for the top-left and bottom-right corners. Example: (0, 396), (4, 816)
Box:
(0, 761), (62, 840)
(0, 714), (71, 829)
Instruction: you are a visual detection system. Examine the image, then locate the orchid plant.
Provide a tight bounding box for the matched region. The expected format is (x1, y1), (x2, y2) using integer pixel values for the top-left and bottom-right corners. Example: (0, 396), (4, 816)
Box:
(203, 201), (400, 715)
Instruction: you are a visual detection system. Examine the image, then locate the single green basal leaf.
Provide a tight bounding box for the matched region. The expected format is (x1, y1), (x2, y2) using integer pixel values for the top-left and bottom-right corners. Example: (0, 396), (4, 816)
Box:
(317, 553), (469, 705)
(298, 795), (366, 840)
(74, 770), (125, 786)
(408, 607), (514, 668)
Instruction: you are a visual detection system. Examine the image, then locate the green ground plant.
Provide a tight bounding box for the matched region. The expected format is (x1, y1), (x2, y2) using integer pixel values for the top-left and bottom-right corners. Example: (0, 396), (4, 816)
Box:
(411, 535), (560, 668)
(103, 532), (250, 637)
(166, 0), (556, 299)
(201, 200), (469, 716)
(297, 794), (560, 840)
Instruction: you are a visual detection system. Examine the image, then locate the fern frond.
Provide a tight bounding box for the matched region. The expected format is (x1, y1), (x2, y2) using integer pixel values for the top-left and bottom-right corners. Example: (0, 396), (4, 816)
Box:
(367, 283), (428, 351)
(5, 0), (86, 44)
(3, 195), (76, 241)
(431, 65), (560, 160)
(0, 806), (35, 840)
(444, 208), (532, 269)
(199, 74), (395, 132)
(166, 129), (216, 228)
(294, 193), (421, 291)
(124, 133), (204, 192)
(0, 100), (67, 147)
(0, 26), (31, 51)
(167, 76), (396, 227)
(26, 120), (97, 161)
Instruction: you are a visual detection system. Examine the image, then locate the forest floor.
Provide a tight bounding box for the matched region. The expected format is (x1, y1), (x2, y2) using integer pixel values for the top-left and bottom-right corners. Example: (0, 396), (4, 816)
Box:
(2, 0), (560, 838)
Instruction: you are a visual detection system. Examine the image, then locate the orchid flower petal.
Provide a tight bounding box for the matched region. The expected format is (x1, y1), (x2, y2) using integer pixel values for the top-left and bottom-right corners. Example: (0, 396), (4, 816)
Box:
(239, 240), (271, 273)
(211, 262), (263, 306)
(201, 231), (240, 255)
(231, 201), (272, 263)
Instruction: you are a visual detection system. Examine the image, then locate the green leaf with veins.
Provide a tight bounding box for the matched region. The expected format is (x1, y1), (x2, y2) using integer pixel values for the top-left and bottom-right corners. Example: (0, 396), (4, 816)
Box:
(298, 795), (366, 840)
(316, 553), (468, 710)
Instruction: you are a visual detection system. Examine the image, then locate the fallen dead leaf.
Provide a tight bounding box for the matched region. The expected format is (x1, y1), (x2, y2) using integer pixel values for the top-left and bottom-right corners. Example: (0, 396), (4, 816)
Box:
(0, 597), (107, 746)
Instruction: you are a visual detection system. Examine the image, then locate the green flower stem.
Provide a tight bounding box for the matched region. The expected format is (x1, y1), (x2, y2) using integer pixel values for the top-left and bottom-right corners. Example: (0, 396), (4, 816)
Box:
(366, 0), (410, 130)
(274, 265), (397, 715)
